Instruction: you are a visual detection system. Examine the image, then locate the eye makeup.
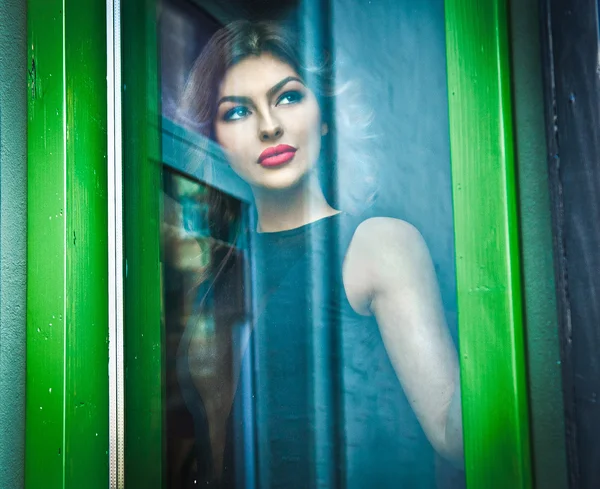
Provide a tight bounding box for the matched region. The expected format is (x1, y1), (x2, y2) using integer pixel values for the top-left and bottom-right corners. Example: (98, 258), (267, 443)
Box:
(222, 105), (252, 122)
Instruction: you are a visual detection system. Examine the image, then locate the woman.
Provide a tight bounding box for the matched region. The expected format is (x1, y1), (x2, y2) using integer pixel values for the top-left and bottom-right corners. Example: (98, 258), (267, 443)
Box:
(176, 19), (463, 489)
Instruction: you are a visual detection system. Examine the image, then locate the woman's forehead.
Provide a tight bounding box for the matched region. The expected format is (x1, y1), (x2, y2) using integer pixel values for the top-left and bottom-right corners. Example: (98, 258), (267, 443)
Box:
(218, 53), (301, 98)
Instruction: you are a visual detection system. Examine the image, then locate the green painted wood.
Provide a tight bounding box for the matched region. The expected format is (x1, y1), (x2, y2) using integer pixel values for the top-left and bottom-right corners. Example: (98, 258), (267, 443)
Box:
(445, 1), (533, 488)
(26, 0), (109, 488)
(121, 0), (164, 487)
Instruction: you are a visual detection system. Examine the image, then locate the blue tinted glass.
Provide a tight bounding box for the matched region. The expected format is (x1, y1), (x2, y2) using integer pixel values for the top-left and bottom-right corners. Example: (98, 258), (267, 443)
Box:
(159, 1), (464, 487)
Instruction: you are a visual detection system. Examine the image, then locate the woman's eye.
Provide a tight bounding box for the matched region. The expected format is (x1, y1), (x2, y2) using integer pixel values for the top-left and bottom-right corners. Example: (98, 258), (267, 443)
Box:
(223, 106), (251, 121)
(276, 90), (304, 106)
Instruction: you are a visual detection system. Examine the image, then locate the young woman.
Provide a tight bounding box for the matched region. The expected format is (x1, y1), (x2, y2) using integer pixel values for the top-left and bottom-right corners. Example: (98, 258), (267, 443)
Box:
(176, 19), (463, 489)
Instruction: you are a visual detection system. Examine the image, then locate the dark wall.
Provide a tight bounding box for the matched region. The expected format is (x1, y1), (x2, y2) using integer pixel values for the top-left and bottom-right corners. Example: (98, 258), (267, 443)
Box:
(540, 0), (600, 488)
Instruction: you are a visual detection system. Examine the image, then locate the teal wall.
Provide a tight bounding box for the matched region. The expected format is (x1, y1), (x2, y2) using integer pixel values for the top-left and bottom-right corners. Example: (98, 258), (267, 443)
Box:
(509, 0), (569, 488)
(0, 1), (27, 488)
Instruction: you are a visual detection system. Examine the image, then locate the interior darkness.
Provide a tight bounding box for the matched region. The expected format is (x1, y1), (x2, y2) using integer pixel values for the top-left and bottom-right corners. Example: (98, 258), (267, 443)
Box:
(185, 0), (300, 21)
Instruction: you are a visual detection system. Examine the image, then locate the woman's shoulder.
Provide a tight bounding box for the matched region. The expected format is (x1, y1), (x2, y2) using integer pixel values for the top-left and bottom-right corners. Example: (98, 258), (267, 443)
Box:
(349, 216), (427, 257)
(342, 216), (429, 314)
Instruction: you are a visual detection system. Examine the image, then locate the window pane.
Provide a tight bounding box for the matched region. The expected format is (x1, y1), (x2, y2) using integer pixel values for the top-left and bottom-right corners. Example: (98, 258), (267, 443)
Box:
(158, 1), (465, 487)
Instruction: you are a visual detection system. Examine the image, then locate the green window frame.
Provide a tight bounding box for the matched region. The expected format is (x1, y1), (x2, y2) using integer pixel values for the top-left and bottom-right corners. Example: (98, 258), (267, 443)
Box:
(26, 1), (109, 488)
(26, 0), (533, 488)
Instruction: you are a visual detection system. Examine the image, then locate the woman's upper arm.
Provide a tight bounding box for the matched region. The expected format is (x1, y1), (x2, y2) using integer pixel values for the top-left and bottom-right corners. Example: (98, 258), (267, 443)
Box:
(351, 217), (459, 454)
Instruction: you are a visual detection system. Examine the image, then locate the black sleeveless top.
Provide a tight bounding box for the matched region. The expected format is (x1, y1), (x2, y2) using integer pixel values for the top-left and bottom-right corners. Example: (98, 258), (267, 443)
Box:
(182, 213), (461, 489)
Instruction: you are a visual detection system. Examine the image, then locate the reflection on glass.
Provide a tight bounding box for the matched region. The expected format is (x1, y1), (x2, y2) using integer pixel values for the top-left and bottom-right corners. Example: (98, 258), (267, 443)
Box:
(159, 1), (465, 488)
(163, 169), (251, 487)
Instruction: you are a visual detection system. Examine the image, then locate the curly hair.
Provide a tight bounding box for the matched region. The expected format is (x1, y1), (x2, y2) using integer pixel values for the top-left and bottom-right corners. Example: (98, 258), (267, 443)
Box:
(177, 19), (378, 214)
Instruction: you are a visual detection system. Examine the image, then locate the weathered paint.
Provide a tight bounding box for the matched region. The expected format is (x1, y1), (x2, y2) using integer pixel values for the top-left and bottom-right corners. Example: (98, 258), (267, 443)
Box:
(26, 1), (109, 487)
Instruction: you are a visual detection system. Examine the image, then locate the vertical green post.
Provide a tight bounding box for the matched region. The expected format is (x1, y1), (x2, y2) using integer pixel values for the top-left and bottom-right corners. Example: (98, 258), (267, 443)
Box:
(26, 1), (109, 488)
(445, 0), (533, 488)
(121, 0), (164, 486)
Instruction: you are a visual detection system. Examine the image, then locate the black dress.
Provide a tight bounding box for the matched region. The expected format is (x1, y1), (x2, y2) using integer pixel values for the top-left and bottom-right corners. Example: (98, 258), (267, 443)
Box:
(182, 213), (461, 489)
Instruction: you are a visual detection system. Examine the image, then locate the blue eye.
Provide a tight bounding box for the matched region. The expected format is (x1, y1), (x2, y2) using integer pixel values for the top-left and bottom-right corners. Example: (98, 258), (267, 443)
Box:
(276, 90), (304, 106)
(223, 106), (251, 121)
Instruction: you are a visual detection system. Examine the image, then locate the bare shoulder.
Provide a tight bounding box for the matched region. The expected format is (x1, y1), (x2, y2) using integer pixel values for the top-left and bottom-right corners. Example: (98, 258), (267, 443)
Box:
(343, 217), (431, 314)
(351, 217), (429, 263)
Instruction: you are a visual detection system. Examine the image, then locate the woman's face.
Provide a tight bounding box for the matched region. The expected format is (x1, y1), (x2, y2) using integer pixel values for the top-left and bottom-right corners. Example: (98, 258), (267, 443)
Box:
(214, 53), (325, 191)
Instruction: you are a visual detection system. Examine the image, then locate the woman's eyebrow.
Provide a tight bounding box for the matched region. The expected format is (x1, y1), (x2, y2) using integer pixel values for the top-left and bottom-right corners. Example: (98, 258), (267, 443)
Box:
(217, 95), (253, 107)
(217, 76), (304, 108)
(266, 76), (304, 99)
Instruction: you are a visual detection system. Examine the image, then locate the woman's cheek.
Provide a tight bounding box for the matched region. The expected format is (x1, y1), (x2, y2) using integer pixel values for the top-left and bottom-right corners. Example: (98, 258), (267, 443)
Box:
(217, 128), (246, 161)
(222, 146), (258, 184)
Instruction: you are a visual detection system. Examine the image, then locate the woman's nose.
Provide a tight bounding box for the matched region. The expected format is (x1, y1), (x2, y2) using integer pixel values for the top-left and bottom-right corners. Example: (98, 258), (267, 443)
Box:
(258, 113), (283, 141)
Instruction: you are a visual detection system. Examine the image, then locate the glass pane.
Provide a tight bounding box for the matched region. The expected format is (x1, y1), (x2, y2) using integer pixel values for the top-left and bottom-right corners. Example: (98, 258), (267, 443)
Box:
(158, 0), (465, 487)
(162, 168), (253, 487)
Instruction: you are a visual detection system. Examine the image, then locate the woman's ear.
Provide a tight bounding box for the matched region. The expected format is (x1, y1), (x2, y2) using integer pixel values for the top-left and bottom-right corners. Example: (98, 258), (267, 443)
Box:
(321, 122), (329, 136)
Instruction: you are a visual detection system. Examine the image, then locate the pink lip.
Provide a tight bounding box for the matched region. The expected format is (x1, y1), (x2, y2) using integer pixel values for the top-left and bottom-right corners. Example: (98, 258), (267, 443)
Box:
(258, 144), (297, 167)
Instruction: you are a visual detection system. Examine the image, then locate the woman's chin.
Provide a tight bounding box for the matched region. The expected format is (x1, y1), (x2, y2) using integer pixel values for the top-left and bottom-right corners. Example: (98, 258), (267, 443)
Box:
(251, 169), (310, 193)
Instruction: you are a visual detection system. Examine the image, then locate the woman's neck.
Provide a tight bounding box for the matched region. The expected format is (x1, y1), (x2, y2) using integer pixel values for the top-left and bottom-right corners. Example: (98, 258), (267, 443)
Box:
(253, 178), (339, 233)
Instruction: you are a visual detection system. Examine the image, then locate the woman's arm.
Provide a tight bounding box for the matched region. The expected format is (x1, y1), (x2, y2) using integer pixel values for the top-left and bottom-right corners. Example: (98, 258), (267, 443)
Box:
(344, 217), (464, 465)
